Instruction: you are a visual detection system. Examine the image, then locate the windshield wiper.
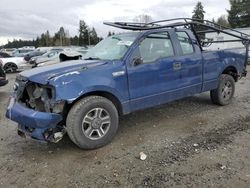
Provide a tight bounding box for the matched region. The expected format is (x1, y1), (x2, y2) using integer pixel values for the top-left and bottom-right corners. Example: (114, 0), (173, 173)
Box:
(84, 57), (101, 60)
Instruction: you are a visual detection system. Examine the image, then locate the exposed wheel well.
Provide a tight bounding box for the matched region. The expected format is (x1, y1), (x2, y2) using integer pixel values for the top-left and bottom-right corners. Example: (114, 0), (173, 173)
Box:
(222, 66), (238, 81)
(66, 91), (123, 116)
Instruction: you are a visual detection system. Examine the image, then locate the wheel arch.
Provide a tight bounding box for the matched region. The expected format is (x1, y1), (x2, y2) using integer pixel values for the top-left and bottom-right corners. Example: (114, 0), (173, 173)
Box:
(65, 91), (123, 116)
(3, 62), (18, 72)
(221, 65), (238, 82)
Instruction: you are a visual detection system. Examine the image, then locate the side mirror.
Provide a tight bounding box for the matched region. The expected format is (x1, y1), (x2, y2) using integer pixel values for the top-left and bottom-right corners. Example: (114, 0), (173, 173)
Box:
(133, 57), (143, 66)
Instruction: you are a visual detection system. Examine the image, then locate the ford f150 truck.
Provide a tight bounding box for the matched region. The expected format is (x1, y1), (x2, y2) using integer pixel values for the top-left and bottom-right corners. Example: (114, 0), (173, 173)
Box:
(6, 18), (249, 149)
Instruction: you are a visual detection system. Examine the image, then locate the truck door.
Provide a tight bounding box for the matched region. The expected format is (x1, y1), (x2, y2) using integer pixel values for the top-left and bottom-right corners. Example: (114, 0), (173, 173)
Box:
(173, 31), (203, 94)
(127, 31), (181, 111)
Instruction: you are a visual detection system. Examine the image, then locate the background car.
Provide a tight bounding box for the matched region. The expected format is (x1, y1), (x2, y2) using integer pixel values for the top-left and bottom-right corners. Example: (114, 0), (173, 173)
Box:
(37, 50), (83, 67)
(0, 52), (12, 58)
(12, 48), (34, 57)
(0, 55), (26, 72)
(24, 50), (47, 62)
(31, 49), (62, 67)
(0, 48), (16, 55)
(0, 59), (8, 86)
(31, 48), (72, 67)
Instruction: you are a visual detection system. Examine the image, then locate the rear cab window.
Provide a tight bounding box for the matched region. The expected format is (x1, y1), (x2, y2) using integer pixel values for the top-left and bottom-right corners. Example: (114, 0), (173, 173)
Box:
(176, 31), (195, 55)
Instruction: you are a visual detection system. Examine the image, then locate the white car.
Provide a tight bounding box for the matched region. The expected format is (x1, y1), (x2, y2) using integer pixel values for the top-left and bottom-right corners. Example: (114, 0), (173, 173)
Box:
(0, 53), (26, 72)
(0, 56), (26, 72)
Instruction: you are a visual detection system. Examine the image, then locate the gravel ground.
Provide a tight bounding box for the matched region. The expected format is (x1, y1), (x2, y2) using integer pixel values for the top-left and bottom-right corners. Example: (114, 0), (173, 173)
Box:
(0, 69), (250, 188)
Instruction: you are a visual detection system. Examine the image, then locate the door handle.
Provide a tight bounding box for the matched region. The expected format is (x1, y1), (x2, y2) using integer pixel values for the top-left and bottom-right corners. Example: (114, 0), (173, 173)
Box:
(173, 62), (182, 70)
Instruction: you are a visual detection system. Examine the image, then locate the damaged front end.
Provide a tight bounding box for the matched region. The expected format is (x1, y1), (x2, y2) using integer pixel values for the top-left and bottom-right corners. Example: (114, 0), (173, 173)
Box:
(6, 75), (66, 143)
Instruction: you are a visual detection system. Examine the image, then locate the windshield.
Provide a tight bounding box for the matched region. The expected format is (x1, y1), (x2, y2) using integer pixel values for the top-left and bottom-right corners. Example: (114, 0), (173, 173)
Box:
(84, 34), (137, 60)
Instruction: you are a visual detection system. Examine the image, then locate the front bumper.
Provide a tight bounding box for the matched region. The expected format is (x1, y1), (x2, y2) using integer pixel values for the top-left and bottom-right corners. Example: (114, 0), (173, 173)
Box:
(17, 63), (32, 71)
(6, 97), (63, 141)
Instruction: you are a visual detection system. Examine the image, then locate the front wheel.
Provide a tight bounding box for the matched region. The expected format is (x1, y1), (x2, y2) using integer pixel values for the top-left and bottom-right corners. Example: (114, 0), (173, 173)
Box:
(4, 63), (17, 73)
(66, 96), (119, 149)
(210, 74), (235, 106)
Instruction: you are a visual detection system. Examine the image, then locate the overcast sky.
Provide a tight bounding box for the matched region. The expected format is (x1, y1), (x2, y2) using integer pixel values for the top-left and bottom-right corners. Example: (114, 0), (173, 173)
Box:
(0, 0), (230, 45)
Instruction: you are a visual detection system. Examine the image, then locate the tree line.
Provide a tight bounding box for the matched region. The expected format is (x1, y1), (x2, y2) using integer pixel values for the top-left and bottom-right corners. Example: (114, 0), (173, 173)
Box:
(2, 20), (104, 48)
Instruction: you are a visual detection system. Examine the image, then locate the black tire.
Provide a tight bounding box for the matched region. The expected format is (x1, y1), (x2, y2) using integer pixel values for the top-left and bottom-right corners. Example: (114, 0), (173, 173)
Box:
(4, 63), (17, 73)
(210, 74), (235, 106)
(66, 96), (119, 149)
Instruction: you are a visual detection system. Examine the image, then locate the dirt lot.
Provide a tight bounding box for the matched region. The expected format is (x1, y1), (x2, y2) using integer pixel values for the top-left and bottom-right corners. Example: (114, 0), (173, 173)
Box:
(0, 69), (250, 188)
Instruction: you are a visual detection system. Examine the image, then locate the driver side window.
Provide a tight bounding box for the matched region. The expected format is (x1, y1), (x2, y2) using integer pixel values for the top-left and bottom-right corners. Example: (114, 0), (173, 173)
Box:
(139, 32), (174, 63)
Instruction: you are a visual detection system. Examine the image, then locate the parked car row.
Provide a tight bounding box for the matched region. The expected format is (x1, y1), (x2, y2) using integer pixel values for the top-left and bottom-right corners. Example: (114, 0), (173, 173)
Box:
(0, 46), (35, 56)
(31, 48), (84, 68)
(0, 46), (89, 73)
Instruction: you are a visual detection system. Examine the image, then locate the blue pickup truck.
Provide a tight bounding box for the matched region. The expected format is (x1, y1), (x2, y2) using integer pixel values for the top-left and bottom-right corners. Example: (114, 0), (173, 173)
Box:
(6, 18), (249, 149)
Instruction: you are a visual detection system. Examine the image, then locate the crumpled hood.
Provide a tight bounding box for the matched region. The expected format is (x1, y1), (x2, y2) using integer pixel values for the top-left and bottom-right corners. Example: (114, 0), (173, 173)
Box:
(21, 60), (108, 84)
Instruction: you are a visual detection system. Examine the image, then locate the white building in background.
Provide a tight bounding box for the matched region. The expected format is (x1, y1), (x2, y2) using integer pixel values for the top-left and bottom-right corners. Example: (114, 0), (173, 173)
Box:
(204, 27), (250, 50)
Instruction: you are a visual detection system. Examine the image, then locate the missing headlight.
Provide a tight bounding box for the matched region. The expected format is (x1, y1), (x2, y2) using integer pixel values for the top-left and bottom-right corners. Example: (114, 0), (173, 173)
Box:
(19, 82), (56, 113)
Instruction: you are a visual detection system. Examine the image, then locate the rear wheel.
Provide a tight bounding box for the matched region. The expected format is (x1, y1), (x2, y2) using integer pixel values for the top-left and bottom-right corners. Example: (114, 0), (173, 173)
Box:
(210, 74), (235, 106)
(4, 63), (17, 73)
(66, 96), (119, 149)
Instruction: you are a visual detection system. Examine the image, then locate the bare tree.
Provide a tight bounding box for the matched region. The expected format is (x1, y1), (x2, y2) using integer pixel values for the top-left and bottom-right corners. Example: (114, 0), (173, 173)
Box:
(134, 14), (153, 23)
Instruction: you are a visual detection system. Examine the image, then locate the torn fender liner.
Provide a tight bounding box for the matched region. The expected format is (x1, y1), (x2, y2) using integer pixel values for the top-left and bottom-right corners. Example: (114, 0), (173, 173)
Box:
(18, 125), (48, 141)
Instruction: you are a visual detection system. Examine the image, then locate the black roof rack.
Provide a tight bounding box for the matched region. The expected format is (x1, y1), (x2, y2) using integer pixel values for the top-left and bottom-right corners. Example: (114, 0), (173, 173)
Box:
(104, 18), (250, 45)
